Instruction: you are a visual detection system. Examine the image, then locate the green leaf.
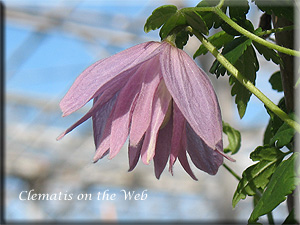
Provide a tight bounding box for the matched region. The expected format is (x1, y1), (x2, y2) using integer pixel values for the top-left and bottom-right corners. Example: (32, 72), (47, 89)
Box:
(159, 11), (186, 40)
(227, 0), (249, 21)
(144, 5), (177, 33)
(254, 0), (294, 22)
(210, 36), (252, 77)
(270, 121), (295, 148)
(229, 44), (258, 118)
(175, 30), (190, 49)
(209, 36), (258, 118)
(253, 41), (282, 65)
(263, 98), (286, 145)
(196, 0), (224, 30)
(196, 0), (220, 8)
(248, 153), (300, 223)
(222, 121), (241, 154)
(221, 19), (254, 36)
(232, 146), (286, 208)
(269, 71), (283, 92)
(193, 31), (234, 58)
(183, 9), (208, 35)
(250, 146), (286, 162)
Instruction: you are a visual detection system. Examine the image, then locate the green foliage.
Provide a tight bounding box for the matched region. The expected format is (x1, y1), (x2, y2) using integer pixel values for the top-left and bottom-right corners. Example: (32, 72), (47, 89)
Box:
(263, 98), (286, 145)
(250, 146), (286, 162)
(269, 71), (283, 92)
(159, 11), (186, 40)
(227, 0), (249, 21)
(229, 45), (258, 118)
(183, 9), (208, 35)
(175, 30), (190, 49)
(248, 153), (299, 223)
(232, 146), (286, 208)
(210, 36), (252, 77)
(221, 0), (253, 36)
(270, 122), (295, 148)
(196, 0), (223, 30)
(222, 121), (241, 154)
(209, 36), (259, 118)
(253, 41), (282, 65)
(145, 2), (298, 223)
(253, 0), (294, 22)
(222, 19), (254, 36)
(194, 31), (234, 57)
(144, 5), (177, 33)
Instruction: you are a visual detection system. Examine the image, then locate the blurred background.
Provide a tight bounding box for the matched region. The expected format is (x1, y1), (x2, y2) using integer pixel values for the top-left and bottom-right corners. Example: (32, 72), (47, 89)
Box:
(4, 0), (287, 223)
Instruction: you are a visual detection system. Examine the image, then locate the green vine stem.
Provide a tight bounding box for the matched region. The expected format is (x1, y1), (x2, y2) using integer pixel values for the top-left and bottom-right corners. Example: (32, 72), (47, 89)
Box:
(213, 7), (300, 57)
(256, 25), (294, 37)
(182, 3), (300, 57)
(189, 28), (300, 133)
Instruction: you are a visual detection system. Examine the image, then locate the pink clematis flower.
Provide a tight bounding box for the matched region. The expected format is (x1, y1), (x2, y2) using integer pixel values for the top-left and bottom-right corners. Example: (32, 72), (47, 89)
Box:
(58, 41), (233, 180)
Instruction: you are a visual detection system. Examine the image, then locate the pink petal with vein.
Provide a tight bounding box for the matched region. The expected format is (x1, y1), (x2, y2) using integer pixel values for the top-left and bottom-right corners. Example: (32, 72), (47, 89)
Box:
(109, 67), (145, 159)
(57, 87), (119, 141)
(178, 150), (198, 181)
(93, 102), (117, 162)
(161, 42), (222, 150)
(129, 57), (162, 146)
(141, 80), (172, 164)
(186, 123), (223, 175)
(92, 94), (118, 149)
(60, 41), (162, 116)
(128, 136), (144, 172)
(168, 102), (186, 171)
(153, 114), (172, 179)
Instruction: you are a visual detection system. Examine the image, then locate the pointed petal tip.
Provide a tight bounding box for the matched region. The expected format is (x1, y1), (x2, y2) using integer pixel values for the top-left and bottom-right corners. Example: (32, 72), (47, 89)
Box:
(56, 132), (66, 141)
(92, 156), (98, 163)
(108, 155), (114, 160)
(61, 113), (68, 117)
(216, 149), (236, 162)
(155, 173), (161, 180)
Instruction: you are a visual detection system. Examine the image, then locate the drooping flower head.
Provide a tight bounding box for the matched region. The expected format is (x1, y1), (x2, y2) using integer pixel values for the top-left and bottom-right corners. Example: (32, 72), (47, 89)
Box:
(58, 41), (233, 180)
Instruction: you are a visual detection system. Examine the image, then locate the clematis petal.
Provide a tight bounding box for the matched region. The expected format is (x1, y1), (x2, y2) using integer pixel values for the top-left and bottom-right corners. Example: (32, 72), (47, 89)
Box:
(92, 94), (118, 149)
(93, 101), (117, 162)
(128, 135), (144, 172)
(57, 87), (120, 141)
(93, 137), (110, 162)
(129, 57), (162, 146)
(109, 67), (145, 159)
(186, 123), (223, 175)
(161, 42), (222, 150)
(60, 41), (162, 116)
(141, 80), (172, 164)
(153, 114), (173, 179)
(178, 146), (198, 181)
(168, 102), (186, 172)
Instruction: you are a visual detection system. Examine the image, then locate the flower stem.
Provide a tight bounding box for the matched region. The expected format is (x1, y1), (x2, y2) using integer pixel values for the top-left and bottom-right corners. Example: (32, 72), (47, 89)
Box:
(213, 7), (300, 57)
(190, 28), (300, 133)
(223, 163), (241, 181)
